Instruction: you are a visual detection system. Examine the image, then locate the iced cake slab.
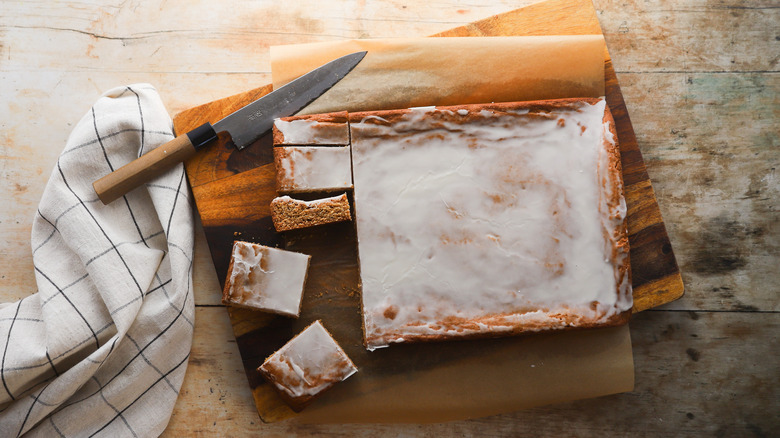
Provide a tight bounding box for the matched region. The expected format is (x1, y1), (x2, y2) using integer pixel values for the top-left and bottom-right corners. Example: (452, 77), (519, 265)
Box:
(349, 98), (632, 350)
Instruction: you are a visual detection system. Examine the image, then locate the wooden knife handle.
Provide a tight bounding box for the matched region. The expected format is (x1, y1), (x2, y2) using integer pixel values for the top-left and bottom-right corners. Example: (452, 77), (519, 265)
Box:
(93, 122), (218, 204)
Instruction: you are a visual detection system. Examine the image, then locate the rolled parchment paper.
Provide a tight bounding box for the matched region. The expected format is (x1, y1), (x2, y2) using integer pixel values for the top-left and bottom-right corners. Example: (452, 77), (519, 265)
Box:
(271, 35), (606, 114)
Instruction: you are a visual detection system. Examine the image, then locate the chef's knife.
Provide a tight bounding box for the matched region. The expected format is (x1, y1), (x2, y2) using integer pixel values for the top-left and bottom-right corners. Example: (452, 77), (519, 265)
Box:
(93, 51), (367, 204)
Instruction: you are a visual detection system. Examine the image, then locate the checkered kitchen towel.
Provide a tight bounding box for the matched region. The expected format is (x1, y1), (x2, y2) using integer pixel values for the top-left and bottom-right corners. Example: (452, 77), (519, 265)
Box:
(0, 84), (194, 436)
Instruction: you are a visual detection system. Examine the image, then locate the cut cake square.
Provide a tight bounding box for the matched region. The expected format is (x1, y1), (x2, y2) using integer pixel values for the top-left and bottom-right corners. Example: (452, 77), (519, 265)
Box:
(270, 193), (352, 232)
(274, 146), (353, 193)
(258, 320), (358, 411)
(221, 241), (310, 317)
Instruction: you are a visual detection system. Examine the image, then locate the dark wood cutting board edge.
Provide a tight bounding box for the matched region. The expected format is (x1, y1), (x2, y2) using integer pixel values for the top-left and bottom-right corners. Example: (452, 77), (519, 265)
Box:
(173, 0), (683, 423)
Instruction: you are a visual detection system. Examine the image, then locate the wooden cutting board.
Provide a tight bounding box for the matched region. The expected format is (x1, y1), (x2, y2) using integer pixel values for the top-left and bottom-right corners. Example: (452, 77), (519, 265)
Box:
(173, 0), (683, 422)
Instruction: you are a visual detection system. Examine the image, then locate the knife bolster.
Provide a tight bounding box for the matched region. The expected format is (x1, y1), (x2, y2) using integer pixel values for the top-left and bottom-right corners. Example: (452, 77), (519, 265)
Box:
(186, 122), (218, 150)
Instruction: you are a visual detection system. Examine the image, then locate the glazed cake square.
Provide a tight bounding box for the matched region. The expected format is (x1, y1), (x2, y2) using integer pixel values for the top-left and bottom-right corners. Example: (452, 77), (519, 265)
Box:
(221, 241), (310, 317)
(274, 146), (353, 193)
(258, 320), (358, 411)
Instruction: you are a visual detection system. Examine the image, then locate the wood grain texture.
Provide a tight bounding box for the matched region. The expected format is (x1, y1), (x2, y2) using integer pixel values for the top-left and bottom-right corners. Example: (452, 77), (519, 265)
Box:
(596, 0), (780, 73)
(93, 133), (199, 204)
(431, 0), (603, 37)
(172, 0), (684, 422)
(617, 71), (780, 312)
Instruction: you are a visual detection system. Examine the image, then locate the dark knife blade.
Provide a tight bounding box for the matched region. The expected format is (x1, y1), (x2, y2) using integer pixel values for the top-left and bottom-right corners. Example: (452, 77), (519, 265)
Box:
(93, 51), (367, 204)
(216, 51), (366, 150)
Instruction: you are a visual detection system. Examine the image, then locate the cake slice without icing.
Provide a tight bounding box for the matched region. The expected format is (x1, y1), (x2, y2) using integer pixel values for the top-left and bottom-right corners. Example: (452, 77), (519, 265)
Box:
(270, 193), (352, 232)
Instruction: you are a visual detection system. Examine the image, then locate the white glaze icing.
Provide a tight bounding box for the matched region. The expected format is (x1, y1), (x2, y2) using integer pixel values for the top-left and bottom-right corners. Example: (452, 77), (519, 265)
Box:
(273, 193), (348, 207)
(274, 119), (350, 145)
(260, 320), (357, 399)
(350, 98), (632, 349)
(224, 241), (310, 317)
(275, 146), (352, 193)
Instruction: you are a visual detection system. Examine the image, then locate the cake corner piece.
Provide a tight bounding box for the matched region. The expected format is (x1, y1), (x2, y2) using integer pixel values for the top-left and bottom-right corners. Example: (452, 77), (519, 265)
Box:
(221, 241), (311, 317)
(258, 320), (358, 412)
(272, 111), (350, 146)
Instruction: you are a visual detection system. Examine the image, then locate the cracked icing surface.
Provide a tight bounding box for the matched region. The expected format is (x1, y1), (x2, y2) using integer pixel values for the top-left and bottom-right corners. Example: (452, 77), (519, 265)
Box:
(274, 146), (353, 193)
(350, 98), (632, 350)
(222, 241), (310, 317)
(259, 320), (357, 408)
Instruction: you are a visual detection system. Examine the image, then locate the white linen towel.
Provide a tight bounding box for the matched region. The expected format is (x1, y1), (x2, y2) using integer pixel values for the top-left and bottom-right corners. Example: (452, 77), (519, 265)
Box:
(0, 84), (194, 436)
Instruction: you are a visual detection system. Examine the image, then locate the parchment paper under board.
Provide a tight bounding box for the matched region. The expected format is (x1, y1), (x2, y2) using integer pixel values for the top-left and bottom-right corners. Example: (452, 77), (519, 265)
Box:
(266, 35), (634, 423)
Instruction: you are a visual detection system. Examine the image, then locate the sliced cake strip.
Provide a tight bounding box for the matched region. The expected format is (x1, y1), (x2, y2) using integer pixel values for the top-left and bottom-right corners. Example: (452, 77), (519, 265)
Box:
(221, 241), (310, 317)
(273, 111), (350, 145)
(258, 320), (358, 412)
(274, 146), (353, 193)
(270, 193), (351, 232)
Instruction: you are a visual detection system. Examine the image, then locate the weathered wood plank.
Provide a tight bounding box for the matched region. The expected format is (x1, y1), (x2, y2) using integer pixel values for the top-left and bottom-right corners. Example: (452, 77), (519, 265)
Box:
(0, 0), (532, 73)
(3, 1), (776, 75)
(616, 71), (779, 311)
(432, 0), (602, 36)
(594, 0), (779, 73)
(164, 307), (780, 436)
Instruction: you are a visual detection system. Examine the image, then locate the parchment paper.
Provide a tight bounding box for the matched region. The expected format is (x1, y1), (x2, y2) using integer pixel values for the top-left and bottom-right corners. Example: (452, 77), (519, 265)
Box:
(267, 35), (634, 423)
(296, 326), (634, 423)
(270, 35), (606, 114)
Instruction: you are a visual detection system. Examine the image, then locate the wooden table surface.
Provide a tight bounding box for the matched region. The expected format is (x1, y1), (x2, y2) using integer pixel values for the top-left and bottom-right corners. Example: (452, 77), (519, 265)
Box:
(1, 0), (777, 436)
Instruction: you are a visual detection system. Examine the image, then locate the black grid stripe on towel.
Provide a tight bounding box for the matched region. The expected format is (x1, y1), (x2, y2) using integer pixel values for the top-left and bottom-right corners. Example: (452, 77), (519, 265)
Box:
(0, 84), (194, 437)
